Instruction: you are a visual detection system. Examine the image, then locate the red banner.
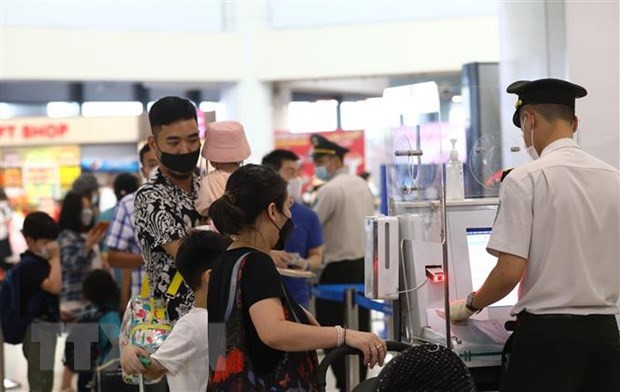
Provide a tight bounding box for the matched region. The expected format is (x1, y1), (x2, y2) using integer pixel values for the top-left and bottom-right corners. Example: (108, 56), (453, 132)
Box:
(274, 129), (366, 190)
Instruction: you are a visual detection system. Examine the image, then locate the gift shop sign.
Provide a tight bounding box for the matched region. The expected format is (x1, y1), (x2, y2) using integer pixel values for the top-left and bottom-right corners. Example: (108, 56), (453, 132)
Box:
(0, 116), (144, 146)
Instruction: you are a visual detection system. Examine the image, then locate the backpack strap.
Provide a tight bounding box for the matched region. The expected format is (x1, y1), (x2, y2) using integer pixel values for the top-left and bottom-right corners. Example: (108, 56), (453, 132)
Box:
(139, 271), (183, 300)
(140, 273), (150, 298)
(165, 272), (184, 299)
(224, 252), (251, 321)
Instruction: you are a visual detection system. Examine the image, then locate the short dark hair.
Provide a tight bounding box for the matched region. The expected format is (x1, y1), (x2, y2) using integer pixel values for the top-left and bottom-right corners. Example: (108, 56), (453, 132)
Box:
(210, 164), (288, 236)
(22, 211), (59, 240)
(148, 96), (197, 135)
(83, 269), (119, 310)
(261, 149), (299, 171)
(139, 143), (151, 165)
(175, 231), (232, 292)
(59, 191), (89, 232)
(113, 173), (139, 201)
(528, 103), (575, 124)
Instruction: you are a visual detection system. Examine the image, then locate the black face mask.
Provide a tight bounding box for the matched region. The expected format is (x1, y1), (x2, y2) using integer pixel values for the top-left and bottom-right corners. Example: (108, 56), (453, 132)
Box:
(159, 149), (200, 177)
(272, 215), (295, 251)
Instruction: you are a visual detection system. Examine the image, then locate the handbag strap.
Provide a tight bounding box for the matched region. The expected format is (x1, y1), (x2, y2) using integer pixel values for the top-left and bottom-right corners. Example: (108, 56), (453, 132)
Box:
(224, 251), (252, 321)
(280, 283), (301, 323)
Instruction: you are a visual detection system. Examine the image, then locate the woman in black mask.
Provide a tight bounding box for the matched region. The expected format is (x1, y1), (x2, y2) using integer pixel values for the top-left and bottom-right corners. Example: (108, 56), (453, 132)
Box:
(208, 164), (386, 391)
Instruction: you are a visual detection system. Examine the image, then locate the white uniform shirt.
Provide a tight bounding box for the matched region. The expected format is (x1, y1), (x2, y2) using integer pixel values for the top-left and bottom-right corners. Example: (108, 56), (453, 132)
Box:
(487, 138), (620, 316)
(151, 307), (209, 392)
(314, 169), (376, 263)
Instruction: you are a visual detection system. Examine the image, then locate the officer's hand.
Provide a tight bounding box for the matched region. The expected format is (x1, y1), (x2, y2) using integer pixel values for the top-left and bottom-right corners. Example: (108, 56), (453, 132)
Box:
(269, 250), (291, 269)
(449, 299), (475, 322)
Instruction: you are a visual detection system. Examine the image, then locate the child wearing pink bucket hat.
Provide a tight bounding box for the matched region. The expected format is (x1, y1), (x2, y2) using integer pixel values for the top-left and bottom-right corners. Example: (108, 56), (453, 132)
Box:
(196, 121), (251, 216)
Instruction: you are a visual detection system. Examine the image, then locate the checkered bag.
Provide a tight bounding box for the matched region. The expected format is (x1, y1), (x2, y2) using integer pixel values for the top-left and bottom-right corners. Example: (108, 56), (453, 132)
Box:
(375, 344), (475, 392)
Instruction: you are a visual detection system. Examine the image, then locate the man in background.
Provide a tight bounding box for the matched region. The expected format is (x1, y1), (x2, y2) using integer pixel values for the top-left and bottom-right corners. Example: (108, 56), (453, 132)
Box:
(310, 134), (375, 390)
(262, 149), (324, 309)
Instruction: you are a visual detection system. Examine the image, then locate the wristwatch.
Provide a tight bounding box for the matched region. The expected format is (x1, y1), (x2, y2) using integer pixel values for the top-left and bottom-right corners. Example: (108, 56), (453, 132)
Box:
(465, 292), (481, 312)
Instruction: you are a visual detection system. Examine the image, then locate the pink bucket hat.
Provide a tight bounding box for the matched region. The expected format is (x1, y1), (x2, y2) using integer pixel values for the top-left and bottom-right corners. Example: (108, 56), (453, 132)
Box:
(201, 121), (251, 162)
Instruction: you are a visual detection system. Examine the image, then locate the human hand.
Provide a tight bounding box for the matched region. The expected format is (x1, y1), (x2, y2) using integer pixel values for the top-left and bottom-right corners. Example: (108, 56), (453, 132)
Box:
(343, 330), (386, 369)
(269, 250), (292, 269)
(46, 241), (60, 261)
(449, 299), (475, 322)
(86, 226), (106, 249)
(120, 344), (150, 375)
(60, 310), (77, 323)
(287, 254), (308, 270)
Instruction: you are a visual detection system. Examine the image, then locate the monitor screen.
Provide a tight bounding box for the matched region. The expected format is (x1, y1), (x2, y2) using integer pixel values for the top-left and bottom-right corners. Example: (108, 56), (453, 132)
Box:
(466, 228), (519, 308)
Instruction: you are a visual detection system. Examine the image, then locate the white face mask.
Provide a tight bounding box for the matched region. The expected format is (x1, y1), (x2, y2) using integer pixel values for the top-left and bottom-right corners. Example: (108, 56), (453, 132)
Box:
(81, 208), (94, 227)
(287, 177), (303, 202)
(523, 118), (540, 160)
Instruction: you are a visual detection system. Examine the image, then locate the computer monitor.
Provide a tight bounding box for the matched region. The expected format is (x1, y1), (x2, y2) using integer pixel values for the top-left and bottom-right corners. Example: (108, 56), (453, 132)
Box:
(466, 227), (519, 308)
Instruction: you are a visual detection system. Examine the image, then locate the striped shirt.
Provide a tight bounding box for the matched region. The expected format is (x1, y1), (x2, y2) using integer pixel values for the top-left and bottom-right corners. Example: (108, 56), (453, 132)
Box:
(105, 192), (145, 297)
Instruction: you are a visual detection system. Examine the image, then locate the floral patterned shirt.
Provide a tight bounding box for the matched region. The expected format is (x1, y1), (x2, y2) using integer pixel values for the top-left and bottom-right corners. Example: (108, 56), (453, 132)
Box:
(134, 169), (201, 322)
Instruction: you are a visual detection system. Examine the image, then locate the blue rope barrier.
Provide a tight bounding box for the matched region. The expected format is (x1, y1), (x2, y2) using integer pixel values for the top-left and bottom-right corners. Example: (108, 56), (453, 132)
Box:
(312, 284), (393, 315)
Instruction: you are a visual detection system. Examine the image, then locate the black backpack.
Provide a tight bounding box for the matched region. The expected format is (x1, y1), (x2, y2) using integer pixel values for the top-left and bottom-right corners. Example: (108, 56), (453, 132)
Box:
(0, 259), (46, 344)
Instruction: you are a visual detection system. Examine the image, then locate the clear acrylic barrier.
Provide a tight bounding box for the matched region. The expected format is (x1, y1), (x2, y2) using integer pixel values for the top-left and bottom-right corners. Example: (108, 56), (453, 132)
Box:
(383, 81), (530, 210)
(381, 80), (522, 361)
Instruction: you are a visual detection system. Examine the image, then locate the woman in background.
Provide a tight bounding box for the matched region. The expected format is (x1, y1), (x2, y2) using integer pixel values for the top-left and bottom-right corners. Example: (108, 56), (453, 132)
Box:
(57, 190), (106, 392)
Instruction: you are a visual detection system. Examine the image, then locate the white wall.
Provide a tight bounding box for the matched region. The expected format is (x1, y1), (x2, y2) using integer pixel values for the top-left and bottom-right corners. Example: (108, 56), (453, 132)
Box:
(1, 1), (225, 32)
(498, 0), (619, 170)
(0, 17), (500, 82)
(565, 1), (620, 169)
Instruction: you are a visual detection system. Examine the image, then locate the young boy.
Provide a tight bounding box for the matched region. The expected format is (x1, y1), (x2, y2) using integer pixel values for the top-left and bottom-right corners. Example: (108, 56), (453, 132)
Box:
(65, 269), (121, 392)
(19, 212), (61, 392)
(120, 230), (231, 391)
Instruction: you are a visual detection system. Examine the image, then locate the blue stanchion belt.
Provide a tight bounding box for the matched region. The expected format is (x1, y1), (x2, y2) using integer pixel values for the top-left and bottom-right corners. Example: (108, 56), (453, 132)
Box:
(312, 284), (393, 315)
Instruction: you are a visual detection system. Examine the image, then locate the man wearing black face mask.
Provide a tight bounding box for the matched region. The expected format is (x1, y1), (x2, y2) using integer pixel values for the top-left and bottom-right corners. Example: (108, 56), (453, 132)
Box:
(134, 96), (202, 322)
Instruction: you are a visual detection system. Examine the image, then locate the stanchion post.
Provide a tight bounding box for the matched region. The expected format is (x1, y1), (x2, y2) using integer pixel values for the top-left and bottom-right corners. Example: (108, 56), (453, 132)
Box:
(344, 288), (359, 390)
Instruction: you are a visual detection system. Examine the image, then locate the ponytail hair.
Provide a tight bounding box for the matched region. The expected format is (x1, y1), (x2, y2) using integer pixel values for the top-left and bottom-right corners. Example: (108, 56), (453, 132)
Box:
(209, 164), (287, 235)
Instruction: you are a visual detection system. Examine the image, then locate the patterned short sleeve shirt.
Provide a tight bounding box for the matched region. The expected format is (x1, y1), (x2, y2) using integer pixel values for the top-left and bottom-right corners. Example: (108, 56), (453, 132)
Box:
(134, 169), (201, 321)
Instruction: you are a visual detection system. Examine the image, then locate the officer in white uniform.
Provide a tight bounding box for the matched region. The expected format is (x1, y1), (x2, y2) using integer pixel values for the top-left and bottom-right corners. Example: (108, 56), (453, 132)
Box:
(310, 134), (376, 391)
(450, 78), (620, 392)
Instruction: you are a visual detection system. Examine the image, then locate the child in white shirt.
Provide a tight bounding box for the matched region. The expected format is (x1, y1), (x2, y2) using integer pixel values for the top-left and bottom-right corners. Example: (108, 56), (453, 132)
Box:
(120, 230), (231, 391)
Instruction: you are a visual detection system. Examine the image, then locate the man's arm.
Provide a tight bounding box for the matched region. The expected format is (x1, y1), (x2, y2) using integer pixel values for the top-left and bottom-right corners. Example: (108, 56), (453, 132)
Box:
(471, 252), (526, 309)
(450, 252), (526, 321)
(119, 269), (132, 312)
(107, 250), (144, 268)
(306, 245), (324, 270)
(313, 187), (337, 225)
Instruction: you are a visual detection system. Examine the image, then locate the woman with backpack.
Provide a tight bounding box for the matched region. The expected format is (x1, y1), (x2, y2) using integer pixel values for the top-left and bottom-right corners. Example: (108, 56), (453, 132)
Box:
(207, 164), (386, 391)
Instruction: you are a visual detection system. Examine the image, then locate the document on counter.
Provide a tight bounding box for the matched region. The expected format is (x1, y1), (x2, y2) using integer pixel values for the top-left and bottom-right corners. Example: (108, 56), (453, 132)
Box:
(429, 308), (511, 345)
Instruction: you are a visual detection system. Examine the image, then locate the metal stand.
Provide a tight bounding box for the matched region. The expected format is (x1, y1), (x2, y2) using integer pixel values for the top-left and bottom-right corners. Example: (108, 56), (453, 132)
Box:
(344, 289), (360, 391)
(440, 184), (452, 349)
